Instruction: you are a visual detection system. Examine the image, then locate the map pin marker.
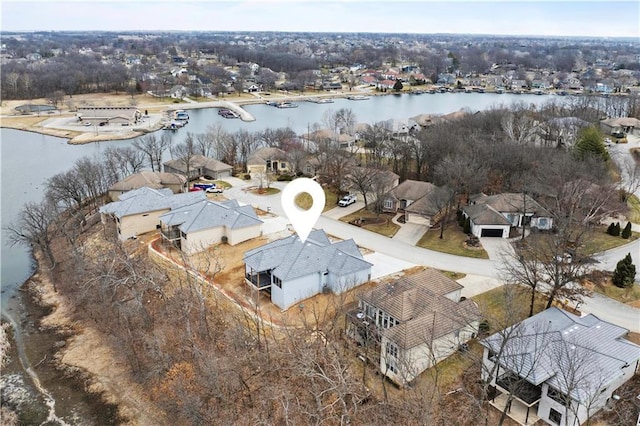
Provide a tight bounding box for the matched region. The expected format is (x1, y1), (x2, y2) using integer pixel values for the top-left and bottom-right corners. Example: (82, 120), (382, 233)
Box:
(281, 178), (325, 243)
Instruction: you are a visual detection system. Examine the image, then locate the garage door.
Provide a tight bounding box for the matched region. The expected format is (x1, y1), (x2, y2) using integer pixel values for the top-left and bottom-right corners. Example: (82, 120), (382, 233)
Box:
(481, 228), (504, 237)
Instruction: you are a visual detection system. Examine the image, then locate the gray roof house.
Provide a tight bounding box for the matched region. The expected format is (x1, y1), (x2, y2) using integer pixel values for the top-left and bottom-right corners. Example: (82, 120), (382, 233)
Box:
(348, 269), (481, 386)
(382, 179), (450, 226)
(163, 154), (233, 180)
(243, 229), (372, 310)
(481, 307), (640, 426)
(108, 171), (187, 201)
(99, 186), (206, 240)
(159, 199), (263, 254)
(463, 193), (553, 238)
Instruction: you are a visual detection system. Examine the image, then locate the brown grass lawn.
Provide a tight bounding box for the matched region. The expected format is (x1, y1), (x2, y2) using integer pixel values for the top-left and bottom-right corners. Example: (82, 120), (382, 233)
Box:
(339, 209), (400, 238)
(417, 223), (489, 259)
(583, 271), (640, 307)
(294, 189), (338, 212)
(472, 285), (547, 332)
(581, 226), (639, 254)
(628, 195), (640, 223)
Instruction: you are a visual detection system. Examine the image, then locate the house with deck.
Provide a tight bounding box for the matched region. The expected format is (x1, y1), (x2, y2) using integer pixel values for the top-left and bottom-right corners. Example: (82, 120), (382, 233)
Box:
(481, 307), (640, 426)
(348, 269), (481, 386)
(99, 187), (206, 240)
(159, 199), (262, 254)
(243, 229), (372, 310)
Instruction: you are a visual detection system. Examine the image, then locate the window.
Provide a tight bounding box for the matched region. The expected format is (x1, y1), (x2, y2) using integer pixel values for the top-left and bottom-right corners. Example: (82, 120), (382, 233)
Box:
(538, 218), (548, 228)
(386, 342), (398, 359)
(181, 231), (187, 240)
(273, 276), (282, 288)
(306, 165), (312, 174)
(385, 360), (398, 374)
(547, 388), (566, 406)
(281, 162), (286, 169)
(549, 408), (562, 425)
(384, 199), (393, 210)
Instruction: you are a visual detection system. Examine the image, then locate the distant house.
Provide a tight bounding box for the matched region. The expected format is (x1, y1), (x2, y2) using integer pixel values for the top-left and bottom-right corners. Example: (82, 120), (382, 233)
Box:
(159, 199), (262, 254)
(163, 154), (233, 180)
(346, 168), (399, 204)
(247, 147), (290, 175)
(77, 106), (141, 126)
(382, 180), (450, 226)
(243, 229), (372, 310)
(108, 171), (187, 201)
(600, 117), (640, 136)
(99, 187), (206, 240)
(481, 307), (640, 426)
(169, 85), (189, 99)
(348, 269), (481, 386)
(463, 193), (553, 238)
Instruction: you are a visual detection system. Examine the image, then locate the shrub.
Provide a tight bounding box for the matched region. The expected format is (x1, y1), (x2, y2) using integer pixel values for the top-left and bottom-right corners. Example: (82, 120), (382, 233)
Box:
(243, 174), (251, 180)
(612, 253), (636, 288)
(478, 320), (490, 334)
(621, 222), (632, 239)
(612, 222), (621, 237)
(277, 174), (293, 181)
(606, 222), (615, 235)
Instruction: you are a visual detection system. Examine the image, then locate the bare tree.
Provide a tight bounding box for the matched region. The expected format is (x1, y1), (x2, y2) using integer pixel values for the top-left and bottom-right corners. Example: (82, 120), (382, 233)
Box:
(170, 133), (199, 183)
(133, 133), (172, 172)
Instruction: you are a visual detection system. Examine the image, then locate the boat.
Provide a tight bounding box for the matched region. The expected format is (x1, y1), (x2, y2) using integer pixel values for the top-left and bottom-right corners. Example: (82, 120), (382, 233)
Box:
(346, 95), (369, 100)
(163, 120), (185, 130)
(276, 102), (298, 108)
(307, 98), (335, 104)
(172, 109), (189, 120)
(218, 108), (239, 118)
(266, 101), (280, 106)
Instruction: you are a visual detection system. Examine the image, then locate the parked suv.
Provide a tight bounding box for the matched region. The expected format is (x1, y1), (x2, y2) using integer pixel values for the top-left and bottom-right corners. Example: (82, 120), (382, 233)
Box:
(338, 194), (357, 207)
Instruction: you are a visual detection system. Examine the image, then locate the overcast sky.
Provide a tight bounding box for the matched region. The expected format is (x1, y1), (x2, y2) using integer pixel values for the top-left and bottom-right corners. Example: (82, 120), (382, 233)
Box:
(2, 1), (639, 38)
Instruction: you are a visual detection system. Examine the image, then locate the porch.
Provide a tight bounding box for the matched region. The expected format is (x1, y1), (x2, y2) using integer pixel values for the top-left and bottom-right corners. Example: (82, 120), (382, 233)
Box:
(490, 373), (542, 425)
(490, 393), (541, 425)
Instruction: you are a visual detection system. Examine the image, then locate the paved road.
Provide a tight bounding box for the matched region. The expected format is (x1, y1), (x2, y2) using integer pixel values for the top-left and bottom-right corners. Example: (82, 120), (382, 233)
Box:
(223, 177), (640, 332)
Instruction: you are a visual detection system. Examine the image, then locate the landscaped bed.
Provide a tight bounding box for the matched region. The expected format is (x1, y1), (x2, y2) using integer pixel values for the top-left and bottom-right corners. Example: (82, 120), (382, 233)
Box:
(339, 209), (399, 238)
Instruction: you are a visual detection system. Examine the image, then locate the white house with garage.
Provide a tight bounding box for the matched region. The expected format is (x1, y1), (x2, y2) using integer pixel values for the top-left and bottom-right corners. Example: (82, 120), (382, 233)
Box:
(243, 229), (372, 310)
(463, 193), (553, 238)
(159, 199), (263, 254)
(481, 307), (640, 426)
(99, 187), (206, 240)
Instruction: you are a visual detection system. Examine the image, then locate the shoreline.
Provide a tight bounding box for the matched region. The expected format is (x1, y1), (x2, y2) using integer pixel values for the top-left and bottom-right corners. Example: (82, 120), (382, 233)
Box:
(21, 253), (167, 425)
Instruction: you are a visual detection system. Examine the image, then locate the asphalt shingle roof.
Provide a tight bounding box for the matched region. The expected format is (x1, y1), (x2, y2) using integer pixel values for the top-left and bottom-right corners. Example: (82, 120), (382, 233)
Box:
(159, 199), (262, 233)
(481, 307), (640, 402)
(243, 229), (371, 281)
(99, 186), (206, 218)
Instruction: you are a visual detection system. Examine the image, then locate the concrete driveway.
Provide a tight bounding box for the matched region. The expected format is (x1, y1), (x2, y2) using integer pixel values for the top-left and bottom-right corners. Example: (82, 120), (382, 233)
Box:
(323, 202), (365, 220)
(479, 237), (516, 261)
(392, 222), (428, 245)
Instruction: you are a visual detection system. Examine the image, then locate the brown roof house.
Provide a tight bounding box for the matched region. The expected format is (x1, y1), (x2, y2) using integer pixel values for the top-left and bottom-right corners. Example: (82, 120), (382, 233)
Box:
(77, 106), (141, 126)
(348, 269), (481, 385)
(108, 171), (187, 201)
(463, 193), (553, 238)
(600, 117), (640, 136)
(382, 179), (451, 226)
(247, 147), (290, 176)
(163, 154), (233, 180)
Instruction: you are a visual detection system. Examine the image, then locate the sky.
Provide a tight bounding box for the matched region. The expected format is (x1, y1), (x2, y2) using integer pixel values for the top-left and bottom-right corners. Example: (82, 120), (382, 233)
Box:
(1, 1), (639, 38)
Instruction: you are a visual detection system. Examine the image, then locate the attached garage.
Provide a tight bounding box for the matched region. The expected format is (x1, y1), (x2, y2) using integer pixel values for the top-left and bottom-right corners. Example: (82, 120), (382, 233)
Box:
(480, 228), (506, 238)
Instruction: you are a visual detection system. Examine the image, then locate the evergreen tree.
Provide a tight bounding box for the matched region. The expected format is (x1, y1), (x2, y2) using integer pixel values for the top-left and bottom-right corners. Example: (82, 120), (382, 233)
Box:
(573, 126), (610, 162)
(612, 253), (636, 288)
(393, 79), (403, 92)
(621, 222), (632, 239)
(613, 222), (621, 237)
(606, 222), (615, 235)
(463, 217), (471, 234)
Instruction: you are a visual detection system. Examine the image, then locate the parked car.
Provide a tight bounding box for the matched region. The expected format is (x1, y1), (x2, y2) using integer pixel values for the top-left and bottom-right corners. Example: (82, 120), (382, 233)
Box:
(189, 187), (204, 192)
(205, 186), (224, 193)
(338, 194), (357, 207)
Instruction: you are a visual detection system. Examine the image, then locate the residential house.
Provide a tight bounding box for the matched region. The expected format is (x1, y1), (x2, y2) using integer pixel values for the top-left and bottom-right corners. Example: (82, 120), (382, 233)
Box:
(108, 171), (187, 201)
(463, 193), (553, 238)
(348, 269), (481, 386)
(243, 229), (372, 310)
(169, 85), (189, 99)
(247, 147), (290, 175)
(600, 117), (640, 136)
(77, 106), (141, 126)
(163, 154), (233, 180)
(481, 307), (640, 426)
(99, 187), (206, 240)
(159, 199), (262, 254)
(382, 180), (450, 226)
(346, 168), (399, 204)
